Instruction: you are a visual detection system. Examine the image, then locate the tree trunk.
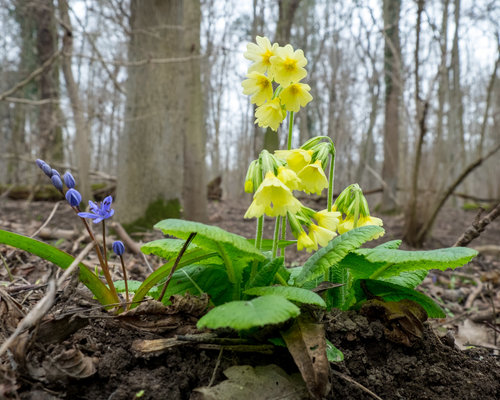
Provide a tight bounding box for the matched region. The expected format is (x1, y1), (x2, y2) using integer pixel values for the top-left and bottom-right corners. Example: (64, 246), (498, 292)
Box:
(182, 0), (207, 222)
(380, 0), (401, 212)
(116, 0), (188, 227)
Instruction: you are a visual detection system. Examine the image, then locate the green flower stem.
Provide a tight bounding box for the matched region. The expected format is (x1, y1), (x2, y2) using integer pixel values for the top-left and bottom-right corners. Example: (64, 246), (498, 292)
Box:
(327, 152), (335, 212)
(256, 216), (264, 250)
(287, 111), (294, 150)
(216, 242), (239, 300)
(119, 254), (130, 309)
(275, 272), (288, 286)
(272, 216), (281, 258)
(281, 215), (287, 261)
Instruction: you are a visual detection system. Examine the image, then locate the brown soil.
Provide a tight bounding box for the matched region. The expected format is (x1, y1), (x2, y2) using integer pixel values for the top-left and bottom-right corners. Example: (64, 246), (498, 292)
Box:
(1, 199), (499, 399)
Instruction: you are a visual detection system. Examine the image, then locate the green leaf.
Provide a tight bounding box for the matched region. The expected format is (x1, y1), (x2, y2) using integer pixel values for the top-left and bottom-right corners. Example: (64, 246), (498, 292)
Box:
(244, 286), (326, 308)
(326, 339), (344, 362)
(158, 264), (232, 305)
(197, 295), (300, 330)
(154, 219), (265, 261)
(247, 257), (284, 289)
(349, 247), (478, 279)
(131, 248), (218, 305)
(141, 238), (201, 259)
(294, 225), (384, 286)
(0, 229), (115, 305)
(352, 279), (445, 318)
(375, 240), (402, 249)
(381, 270), (428, 289)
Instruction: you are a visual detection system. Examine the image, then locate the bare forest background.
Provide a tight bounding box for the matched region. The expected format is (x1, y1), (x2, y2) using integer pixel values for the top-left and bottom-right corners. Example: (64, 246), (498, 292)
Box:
(0, 0), (499, 247)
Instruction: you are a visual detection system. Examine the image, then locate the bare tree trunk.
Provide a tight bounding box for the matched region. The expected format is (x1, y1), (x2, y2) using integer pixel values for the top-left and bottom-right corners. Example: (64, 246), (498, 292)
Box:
(403, 0), (426, 246)
(58, 0), (91, 202)
(380, 0), (401, 212)
(35, 0), (62, 162)
(182, 0), (207, 222)
(116, 0), (185, 226)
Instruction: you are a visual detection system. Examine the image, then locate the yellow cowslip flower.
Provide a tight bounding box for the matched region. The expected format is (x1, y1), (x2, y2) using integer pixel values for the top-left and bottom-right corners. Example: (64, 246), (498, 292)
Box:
(270, 44), (307, 86)
(277, 166), (301, 191)
(308, 224), (336, 248)
(244, 172), (302, 218)
(314, 209), (342, 232)
(338, 215), (384, 237)
(279, 83), (313, 112)
(244, 36), (278, 75)
(255, 98), (286, 131)
(297, 230), (316, 252)
(242, 72), (273, 106)
(274, 149), (313, 173)
(297, 160), (329, 195)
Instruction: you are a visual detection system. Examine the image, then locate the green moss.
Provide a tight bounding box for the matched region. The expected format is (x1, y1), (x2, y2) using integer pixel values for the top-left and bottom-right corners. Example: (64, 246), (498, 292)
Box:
(123, 198), (182, 232)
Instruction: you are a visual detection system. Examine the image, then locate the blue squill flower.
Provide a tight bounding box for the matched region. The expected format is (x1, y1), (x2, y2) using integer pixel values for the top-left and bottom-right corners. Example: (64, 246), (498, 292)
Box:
(112, 241), (125, 256)
(66, 188), (82, 207)
(78, 195), (115, 223)
(36, 159), (53, 177)
(51, 175), (63, 191)
(63, 172), (76, 189)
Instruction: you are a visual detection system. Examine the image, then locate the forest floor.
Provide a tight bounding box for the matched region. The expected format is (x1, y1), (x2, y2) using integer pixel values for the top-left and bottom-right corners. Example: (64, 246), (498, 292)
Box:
(0, 198), (499, 399)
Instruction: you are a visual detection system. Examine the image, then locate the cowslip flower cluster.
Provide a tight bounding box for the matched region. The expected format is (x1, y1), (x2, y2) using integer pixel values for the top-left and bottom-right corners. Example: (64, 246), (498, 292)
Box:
(334, 184), (384, 238)
(242, 36), (313, 131)
(244, 142), (336, 251)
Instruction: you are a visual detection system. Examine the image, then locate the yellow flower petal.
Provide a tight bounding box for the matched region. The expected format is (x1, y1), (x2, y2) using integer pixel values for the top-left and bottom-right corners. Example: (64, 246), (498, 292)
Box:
(270, 44), (308, 86)
(297, 231), (316, 252)
(314, 209), (342, 232)
(244, 172), (302, 218)
(242, 72), (273, 106)
(308, 224), (336, 248)
(254, 98), (286, 131)
(274, 149), (313, 173)
(244, 36), (278, 75)
(277, 166), (301, 190)
(279, 83), (313, 112)
(297, 160), (329, 195)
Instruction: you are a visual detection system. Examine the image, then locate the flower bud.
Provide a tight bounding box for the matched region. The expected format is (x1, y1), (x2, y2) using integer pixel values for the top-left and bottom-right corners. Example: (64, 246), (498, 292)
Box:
(51, 169), (60, 178)
(36, 159), (53, 177)
(63, 172), (76, 189)
(51, 175), (63, 191)
(112, 240), (125, 256)
(65, 188), (82, 207)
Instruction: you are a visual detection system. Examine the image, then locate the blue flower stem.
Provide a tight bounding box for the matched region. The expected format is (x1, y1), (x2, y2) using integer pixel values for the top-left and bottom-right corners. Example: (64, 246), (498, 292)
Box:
(78, 214), (119, 302)
(158, 232), (197, 302)
(256, 216), (264, 250)
(287, 111), (294, 150)
(272, 216), (281, 258)
(119, 255), (130, 309)
(327, 151), (335, 212)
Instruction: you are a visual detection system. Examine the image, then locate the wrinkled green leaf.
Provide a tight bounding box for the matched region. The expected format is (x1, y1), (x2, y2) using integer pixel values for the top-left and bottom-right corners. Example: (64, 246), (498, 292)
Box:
(197, 295), (300, 330)
(351, 279), (445, 318)
(246, 257), (284, 289)
(375, 240), (402, 249)
(141, 238), (201, 259)
(131, 248), (218, 306)
(244, 286), (326, 308)
(247, 238), (296, 251)
(294, 226), (384, 287)
(0, 229), (115, 305)
(154, 219), (265, 261)
(348, 247), (478, 279)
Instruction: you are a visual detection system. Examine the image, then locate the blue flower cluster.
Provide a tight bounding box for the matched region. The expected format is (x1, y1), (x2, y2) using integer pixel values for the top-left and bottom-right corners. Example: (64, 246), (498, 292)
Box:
(35, 158), (115, 224)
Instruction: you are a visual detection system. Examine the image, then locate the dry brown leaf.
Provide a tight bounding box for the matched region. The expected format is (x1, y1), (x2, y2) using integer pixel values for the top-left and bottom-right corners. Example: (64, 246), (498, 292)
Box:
(281, 314), (331, 399)
(191, 364), (309, 400)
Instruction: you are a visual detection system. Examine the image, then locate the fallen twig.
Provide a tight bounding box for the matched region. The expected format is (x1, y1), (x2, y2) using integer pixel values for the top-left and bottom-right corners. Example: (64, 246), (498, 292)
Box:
(454, 203), (500, 247)
(331, 369), (384, 400)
